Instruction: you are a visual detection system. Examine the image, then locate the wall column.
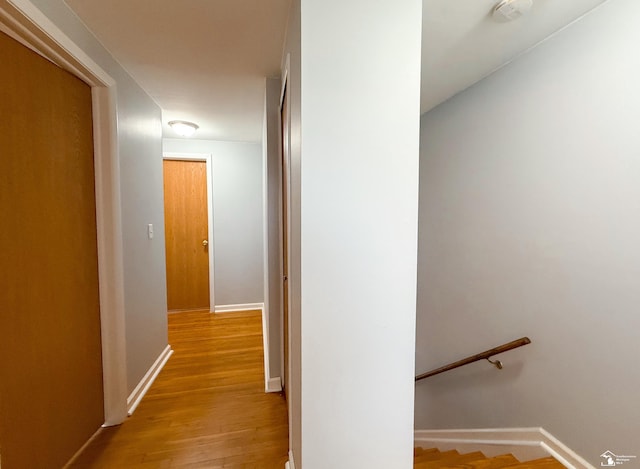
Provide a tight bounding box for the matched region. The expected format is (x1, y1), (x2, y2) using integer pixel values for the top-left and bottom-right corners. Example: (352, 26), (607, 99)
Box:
(298, 1), (422, 467)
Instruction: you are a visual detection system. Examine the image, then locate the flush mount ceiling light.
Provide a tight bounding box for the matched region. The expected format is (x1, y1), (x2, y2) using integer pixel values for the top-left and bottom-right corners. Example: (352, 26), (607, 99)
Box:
(168, 120), (199, 137)
(492, 0), (533, 22)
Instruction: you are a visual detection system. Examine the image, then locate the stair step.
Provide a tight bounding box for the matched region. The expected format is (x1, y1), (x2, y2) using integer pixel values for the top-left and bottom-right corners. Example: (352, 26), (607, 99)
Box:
(414, 447), (564, 469)
(439, 453), (521, 469)
(415, 447), (440, 457)
(415, 451), (486, 468)
(415, 449), (459, 464)
(502, 457), (566, 468)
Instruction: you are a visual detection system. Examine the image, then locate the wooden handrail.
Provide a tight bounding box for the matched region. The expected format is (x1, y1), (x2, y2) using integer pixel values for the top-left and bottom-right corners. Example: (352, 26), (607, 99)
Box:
(415, 337), (531, 382)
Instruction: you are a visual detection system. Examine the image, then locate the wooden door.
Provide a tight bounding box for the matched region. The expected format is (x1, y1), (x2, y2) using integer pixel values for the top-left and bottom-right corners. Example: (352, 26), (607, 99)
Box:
(0, 30), (104, 468)
(281, 86), (290, 397)
(163, 159), (210, 311)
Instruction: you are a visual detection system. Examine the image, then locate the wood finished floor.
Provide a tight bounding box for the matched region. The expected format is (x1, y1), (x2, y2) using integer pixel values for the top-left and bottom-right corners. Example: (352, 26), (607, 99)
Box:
(69, 310), (289, 468)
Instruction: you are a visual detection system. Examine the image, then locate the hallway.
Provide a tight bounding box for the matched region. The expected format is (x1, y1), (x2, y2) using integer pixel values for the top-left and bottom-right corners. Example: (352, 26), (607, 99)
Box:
(69, 310), (289, 468)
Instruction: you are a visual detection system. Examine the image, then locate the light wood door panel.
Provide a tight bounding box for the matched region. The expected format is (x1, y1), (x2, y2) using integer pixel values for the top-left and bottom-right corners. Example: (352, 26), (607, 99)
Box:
(163, 159), (210, 311)
(0, 30), (104, 469)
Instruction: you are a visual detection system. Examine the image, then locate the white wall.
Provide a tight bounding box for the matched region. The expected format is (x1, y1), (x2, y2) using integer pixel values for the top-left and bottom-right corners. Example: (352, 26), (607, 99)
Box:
(415, 0), (640, 465)
(29, 0), (168, 395)
(299, 1), (422, 468)
(163, 138), (264, 307)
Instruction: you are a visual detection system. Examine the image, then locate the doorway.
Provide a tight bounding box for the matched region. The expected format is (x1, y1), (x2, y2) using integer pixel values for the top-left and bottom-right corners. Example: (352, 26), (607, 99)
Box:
(163, 155), (215, 312)
(280, 83), (291, 397)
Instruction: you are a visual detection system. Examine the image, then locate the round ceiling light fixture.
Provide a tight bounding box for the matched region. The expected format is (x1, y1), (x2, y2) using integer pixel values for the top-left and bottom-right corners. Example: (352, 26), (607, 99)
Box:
(492, 0), (533, 22)
(168, 120), (199, 137)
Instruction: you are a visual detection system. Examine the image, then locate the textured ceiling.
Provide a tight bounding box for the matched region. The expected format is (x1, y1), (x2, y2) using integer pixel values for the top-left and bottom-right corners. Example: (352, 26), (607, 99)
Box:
(421, 0), (608, 112)
(66, 0), (292, 142)
(65, 0), (610, 142)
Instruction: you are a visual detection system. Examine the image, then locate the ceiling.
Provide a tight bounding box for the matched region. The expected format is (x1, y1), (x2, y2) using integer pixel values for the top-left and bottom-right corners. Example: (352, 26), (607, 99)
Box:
(421, 0), (608, 112)
(66, 0), (292, 142)
(65, 0), (609, 143)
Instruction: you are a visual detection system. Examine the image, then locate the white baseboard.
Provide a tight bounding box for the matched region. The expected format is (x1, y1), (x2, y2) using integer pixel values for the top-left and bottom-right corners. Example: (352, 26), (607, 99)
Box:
(214, 302), (264, 313)
(414, 428), (594, 469)
(286, 450), (296, 469)
(127, 345), (173, 415)
(261, 304), (272, 393)
(538, 428), (596, 469)
(260, 307), (280, 394)
(267, 377), (282, 393)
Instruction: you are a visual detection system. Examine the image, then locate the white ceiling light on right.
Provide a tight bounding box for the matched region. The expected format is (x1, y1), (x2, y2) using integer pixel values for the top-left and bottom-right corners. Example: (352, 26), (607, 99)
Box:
(492, 0), (533, 22)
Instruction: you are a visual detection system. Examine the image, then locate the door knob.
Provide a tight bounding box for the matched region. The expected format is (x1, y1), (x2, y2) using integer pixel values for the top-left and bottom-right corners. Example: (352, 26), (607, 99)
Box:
(202, 240), (208, 247)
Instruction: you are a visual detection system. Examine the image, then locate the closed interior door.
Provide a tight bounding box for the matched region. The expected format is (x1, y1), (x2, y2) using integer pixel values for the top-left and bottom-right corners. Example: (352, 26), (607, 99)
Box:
(163, 159), (210, 311)
(0, 30), (104, 468)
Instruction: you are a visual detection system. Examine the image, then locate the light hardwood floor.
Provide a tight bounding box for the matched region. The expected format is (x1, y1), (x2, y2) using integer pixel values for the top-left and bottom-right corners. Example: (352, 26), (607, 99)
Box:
(69, 310), (289, 468)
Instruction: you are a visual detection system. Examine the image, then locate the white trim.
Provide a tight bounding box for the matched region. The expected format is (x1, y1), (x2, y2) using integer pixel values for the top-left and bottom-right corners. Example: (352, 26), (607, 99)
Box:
(267, 377), (283, 393)
(261, 296), (273, 392)
(280, 54), (290, 107)
(414, 428), (595, 469)
(538, 428), (596, 469)
(127, 345), (173, 416)
(261, 84), (274, 395)
(286, 450), (296, 469)
(1, 0), (113, 86)
(1, 0), (127, 426)
(92, 85), (128, 426)
(0, 16), (46, 57)
(279, 60), (293, 449)
(163, 152), (216, 312)
(214, 303), (265, 314)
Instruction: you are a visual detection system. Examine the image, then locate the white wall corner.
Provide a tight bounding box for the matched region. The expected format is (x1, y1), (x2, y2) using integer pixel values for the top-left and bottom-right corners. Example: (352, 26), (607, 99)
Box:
(414, 428), (594, 469)
(214, 303), (264, 314)
(127, 345), (173, 415)
(539, 428), (596, 469)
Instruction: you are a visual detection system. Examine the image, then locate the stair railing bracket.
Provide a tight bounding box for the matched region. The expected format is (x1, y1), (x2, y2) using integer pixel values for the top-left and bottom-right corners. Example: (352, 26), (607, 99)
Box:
(486, 357), (503, 370)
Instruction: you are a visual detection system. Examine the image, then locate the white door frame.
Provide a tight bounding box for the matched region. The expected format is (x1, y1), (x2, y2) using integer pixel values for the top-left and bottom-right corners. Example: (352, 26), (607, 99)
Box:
(163, 153), (216, 312)
(0, 0), (128, 425)
(279, 53), (293, 441)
